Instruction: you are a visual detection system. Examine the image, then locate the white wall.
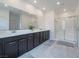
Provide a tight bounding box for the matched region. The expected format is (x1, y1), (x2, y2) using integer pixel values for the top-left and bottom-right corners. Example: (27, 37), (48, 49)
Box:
(36, 11), (55, 40)
(0, 9), (9, 30)
(75, 3), (79, 15)
(37, 14), (45, 30)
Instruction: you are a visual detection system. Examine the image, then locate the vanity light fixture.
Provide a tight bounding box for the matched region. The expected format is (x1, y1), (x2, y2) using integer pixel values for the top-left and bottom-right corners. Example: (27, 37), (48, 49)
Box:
(34, 0), (37, 3)
(56, 1), (60, 5)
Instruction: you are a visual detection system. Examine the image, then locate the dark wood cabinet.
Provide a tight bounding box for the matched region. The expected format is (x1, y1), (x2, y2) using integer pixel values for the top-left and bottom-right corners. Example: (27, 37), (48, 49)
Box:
(39, 32), (42, 44)
(39, 31), (50, 44)
(27, 34), (34, 51)
(4, 41), (18, 58)
(45, 31), (50, 40)
(39, 32), (45, 44)
(33, 33), (40, 47)
(43, 31), (46, 42)
(0, 30), (50, 58)
(19, 38), (28, 56)
(0, 44), (2, 57)
(43, 31), (50, 42)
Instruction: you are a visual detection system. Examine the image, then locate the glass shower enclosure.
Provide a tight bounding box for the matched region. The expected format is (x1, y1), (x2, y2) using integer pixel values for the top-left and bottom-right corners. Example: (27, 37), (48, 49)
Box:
(55, 16), (79, 46)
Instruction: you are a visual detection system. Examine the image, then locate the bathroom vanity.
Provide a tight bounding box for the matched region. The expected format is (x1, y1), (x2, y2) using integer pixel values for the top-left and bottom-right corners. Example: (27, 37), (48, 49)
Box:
(0, 30), (50, 58)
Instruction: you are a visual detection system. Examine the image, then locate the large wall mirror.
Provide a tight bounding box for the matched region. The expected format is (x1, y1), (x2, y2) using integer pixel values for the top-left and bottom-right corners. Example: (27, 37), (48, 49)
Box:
(0, 3), (38, 30)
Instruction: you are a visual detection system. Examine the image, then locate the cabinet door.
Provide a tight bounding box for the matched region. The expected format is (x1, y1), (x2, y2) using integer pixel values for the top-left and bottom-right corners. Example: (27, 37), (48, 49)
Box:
(39, 32), (44, 44)
(4, 41), (18, 58)
(34, 33), (40, 48)
(19, 39), (28, 56)
(27, 34), (34, 51)
(45, 31), (50, 41)
(39, 31), (50, 44)
(44, 31), (46, 42)
(0, 45), (2, 58)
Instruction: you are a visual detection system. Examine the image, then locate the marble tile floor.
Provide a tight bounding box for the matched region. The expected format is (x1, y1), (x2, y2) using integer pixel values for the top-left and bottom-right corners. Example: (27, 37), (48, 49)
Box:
(19, 40), (79, 58)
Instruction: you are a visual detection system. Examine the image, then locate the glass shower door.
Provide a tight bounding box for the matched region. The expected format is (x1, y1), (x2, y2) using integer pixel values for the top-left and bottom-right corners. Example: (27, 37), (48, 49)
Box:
(55, 16), (77, 44)
(65, 17), (76, 43)
(76, 16), (79, 47)
(55, 18), (65, 41)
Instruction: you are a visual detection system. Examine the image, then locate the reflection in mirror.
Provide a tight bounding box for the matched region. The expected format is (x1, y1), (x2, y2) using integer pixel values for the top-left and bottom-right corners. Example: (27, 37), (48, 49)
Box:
(0, 3), (38, 30)
(9, 11), (20, 30)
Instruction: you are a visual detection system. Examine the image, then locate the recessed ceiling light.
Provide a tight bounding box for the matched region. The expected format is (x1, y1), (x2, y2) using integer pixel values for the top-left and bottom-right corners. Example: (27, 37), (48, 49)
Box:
(57, 1), (60, 5)
(34, 0), (37, 3)
(42, 7), (46, 10)
(64, 9), (66, 12)
(4, 4), (8, 7)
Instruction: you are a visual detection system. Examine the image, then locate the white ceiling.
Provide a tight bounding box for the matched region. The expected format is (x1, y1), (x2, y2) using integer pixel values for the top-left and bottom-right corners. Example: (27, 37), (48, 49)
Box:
(22, 0), (79, 14)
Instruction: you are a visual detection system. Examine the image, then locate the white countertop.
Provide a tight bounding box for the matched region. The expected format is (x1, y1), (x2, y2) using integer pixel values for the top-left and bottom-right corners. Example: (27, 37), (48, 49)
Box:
(0, 29), (49, 38)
